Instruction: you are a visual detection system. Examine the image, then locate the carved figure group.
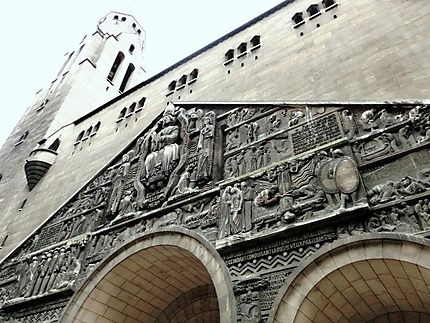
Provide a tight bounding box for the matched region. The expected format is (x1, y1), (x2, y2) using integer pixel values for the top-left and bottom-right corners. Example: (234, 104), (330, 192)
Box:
(368, 173), (430, 206)
(10, 243), (84, 301)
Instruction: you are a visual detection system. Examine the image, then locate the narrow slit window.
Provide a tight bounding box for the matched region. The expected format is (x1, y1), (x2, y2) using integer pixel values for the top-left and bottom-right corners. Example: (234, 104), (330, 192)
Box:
(48, 138), (60, 151)
(76, 131), (84, 143)
(119, 63), (135, 92)
(128, 103), (136, 115)
(93, 122), (101, 134)
(84, 126), (93, 139)
(118, 107), (127, 120)
(107, 52), (125, 82)
(137, 97), (146, 111)
(129, 44), (135, 54)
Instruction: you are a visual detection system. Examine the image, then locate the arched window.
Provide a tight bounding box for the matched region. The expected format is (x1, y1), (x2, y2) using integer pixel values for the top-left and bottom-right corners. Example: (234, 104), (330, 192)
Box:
(48, 138), (60, 151)
(119, 63), (135, 92)
(107, 52), (125, 82)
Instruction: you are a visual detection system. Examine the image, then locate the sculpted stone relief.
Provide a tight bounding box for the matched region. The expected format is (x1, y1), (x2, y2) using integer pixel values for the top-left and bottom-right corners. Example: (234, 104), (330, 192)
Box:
(1, 102), (430, 321)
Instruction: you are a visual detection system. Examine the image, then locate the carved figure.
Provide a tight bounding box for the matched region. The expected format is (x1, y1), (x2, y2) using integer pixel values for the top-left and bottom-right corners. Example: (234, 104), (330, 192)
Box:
(254, 186), (280, 207)
(398, 124), (415, 148)
(267, 114), (281, 134)
(118, 190), (136, 215)
(226, 128), (240, 151)
(360, 108), (378, 131)
(25, 256), (39, 297)
(145, 118), (179, 177)
(174, 167), (196, 195)
(15, 258), (30, 297)
(415, 199), (430, 229)
(397, 177), (426, 196)
(257, 145), (270, 168)
(230, 184), (244, 234)
(196, 112), (215, 183)
(288, 110), (305, 127)
(418, 126), (430, 143)
(227, 110), (239, 127)
(241, 182), (255, 232)
(341, 110), (358, 140)
(185, 107), (203, 132)
(108, 151), (133, 215)
(54, 258), (81, 290)
(237, 150), (246, 176)
(368, 181), (400, 205)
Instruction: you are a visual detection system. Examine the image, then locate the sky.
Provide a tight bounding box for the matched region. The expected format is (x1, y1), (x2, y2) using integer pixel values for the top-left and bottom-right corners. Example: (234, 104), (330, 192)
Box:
(0, 0), (284, 148)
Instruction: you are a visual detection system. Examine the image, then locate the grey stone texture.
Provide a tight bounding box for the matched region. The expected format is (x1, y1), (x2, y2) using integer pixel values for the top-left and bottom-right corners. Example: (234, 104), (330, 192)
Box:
(0, 0), (430, 322)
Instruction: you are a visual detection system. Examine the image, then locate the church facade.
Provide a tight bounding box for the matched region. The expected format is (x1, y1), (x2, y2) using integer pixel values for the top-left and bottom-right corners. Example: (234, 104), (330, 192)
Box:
(0, 1), (430, 322)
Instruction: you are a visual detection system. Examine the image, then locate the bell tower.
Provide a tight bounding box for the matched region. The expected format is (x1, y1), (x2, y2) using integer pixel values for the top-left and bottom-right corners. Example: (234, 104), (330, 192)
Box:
(0, 12), (146, 247)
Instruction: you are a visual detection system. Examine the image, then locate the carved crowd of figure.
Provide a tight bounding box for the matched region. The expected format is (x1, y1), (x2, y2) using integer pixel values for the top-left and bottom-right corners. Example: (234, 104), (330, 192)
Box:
(10, 243), (84, 302)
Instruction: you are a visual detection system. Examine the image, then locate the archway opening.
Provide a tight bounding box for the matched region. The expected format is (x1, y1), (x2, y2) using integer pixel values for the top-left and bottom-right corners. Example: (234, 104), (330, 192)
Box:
(61, 230), (236, 323)
(273, 236), (430, 323)
(72, 245), (219, 322)
(294, 259), (430, 323)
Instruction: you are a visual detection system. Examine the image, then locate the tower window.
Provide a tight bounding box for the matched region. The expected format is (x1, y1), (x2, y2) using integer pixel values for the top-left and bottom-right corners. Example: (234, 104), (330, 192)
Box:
(121, 17), (126, 22)
(189, 69), (198, 84)
(292, 13), (304, 27)
(237, 43), (247, 58)
(129, 44), (135, 54)
(75, 131), (84, 145)
(137, 29), (142, 35)
(93, 122), (101, 135)
(307, 4), (320, 18)
(113, 15), (119, 20)
(132, 23), (136, 28)
(136, 97), (146, 112)
(37, 99), (49, 111)
(107, 52), (125, 82)
(224, 49), (234, 65)
(250, 35), (261, 50)
(127, 103), (136, 116)
(177, 75), (187, 90)
(15, 131), (29, 146)
(84, 126), (93, 140)
(118, 107), (127, 121)
(48, 138), (60, 151)
(167, 81), (176, 96)
(322, 0), (337, 10)
(119, 63), (135, 92)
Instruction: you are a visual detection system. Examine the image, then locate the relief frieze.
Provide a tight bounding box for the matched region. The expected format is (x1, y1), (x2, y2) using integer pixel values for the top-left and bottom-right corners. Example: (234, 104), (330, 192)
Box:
(2, 102), (430, 318)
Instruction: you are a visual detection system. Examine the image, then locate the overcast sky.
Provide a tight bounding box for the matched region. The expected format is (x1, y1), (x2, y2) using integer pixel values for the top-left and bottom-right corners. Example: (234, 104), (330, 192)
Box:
(0, 0), (284, 148)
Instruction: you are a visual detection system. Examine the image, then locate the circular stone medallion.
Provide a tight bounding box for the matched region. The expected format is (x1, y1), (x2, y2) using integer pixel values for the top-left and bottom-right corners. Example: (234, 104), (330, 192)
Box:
(334, 157), (360, 194)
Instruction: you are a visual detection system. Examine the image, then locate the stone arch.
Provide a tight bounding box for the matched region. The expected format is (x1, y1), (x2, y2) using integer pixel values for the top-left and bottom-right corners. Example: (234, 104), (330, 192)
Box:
(270, 233), (430, 323)
(60, 228), (236, 323)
